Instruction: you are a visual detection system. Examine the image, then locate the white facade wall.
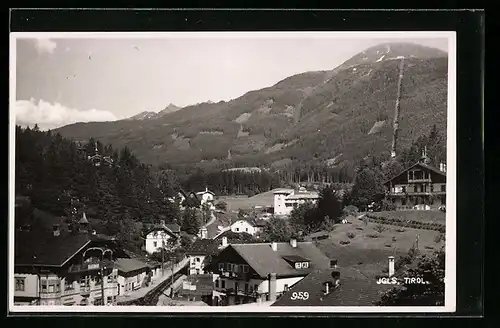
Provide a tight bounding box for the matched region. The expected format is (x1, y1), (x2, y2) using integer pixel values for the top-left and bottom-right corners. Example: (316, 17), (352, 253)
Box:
(274, 192), (293, 215)
(230, 220), (257, 235)
(22, 269), (120, 306)
(215, 276), (304, 297)
(274, 191), (319, 216)
(117, 271), (147, 296)
(14, 273), (38, 301)
(145, 230), (173, 254)
(188, 255), (207, 275)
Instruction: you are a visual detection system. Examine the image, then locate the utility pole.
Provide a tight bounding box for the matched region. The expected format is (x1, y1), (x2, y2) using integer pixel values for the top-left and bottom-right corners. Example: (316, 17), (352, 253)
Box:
(100, 265), (105, 306)
(161, 246), (164, 276)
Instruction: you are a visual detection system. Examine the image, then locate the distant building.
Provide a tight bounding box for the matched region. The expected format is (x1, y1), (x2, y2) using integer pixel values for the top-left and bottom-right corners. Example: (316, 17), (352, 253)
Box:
(384, 150), (446, 211)
(196, 187), (216, 210)
(229, 217), (267, 236)
(273, 187), (320, 216)
(144, 221), (180, 255)
(208, 239), (330, 306)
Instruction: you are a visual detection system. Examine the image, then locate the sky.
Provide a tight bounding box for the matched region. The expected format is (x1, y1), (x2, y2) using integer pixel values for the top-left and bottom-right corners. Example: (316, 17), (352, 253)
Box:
(13, 33), (449, 130)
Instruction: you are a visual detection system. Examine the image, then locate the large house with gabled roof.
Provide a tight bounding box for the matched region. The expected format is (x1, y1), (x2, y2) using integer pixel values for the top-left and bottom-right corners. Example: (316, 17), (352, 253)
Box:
(208, 239), (330, 305)
(384, 150), (447, 211)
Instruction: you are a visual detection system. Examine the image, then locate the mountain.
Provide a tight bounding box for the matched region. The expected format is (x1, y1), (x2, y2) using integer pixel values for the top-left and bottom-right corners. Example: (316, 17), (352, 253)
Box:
(54, 42), (448, 171)
(127, 111), (158, 120)
(126, 104), (183, 121)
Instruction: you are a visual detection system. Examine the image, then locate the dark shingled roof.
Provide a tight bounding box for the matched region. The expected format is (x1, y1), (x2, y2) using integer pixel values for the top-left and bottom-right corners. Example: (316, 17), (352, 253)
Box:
(272, 267), (394, 306)
(15, 230), (92, 267)
(114, 258), (150, 274)
(186, 239), (221, 256)
(229, 242), (331, 278)
(165, 223), (181, 233)
(384, 161), (446, 185)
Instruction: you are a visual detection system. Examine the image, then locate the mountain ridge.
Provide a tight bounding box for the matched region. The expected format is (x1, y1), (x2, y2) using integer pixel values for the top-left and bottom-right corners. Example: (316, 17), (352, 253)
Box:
(54, 42), (448, 171)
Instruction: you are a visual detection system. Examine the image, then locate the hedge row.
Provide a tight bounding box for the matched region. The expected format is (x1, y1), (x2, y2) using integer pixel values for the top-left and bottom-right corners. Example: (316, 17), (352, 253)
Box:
(364, 214), (445, 233)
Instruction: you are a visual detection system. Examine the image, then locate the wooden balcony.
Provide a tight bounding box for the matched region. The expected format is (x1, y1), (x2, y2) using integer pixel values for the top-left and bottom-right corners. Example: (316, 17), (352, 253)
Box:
(387, 191), (446, 196)
(39, 291), (61, 299)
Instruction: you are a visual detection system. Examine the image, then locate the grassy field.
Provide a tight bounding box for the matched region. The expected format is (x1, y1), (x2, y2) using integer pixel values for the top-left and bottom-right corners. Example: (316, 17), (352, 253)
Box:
(316, 217), (445, 260)
(218, 189), (277, 212)
(368, 210), (446, 224)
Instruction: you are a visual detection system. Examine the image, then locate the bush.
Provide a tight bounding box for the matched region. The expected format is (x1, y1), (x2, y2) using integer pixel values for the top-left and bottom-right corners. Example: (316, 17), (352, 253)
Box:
(425, 245), (434, 250)
(392, 236), (397, 242)
(396, 228), (406, 233)
(366, 233), (379, 239)
(346, 232), (356, 239)
(374, 224), (387, 234)
(385, 244), (392, 247)
(355, 227), (364, 231)
(434, 233), (445, 243)
(339, 240), (350, 245)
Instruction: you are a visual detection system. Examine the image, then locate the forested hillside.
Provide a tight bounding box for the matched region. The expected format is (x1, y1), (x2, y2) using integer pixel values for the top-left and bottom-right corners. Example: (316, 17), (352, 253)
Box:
(54, 43), (448, 173)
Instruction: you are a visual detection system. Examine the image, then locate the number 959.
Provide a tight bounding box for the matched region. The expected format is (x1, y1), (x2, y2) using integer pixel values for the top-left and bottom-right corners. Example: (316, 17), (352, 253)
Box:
(290, 291), (309, 300)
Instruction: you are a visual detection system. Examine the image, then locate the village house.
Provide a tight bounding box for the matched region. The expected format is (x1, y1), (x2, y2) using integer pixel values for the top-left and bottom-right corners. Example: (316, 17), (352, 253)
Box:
(114, 258), (151, 296)
(273, 187), (320, 216)
(178, 274), (218, 304)
(384, 150), (446, 211)
(144, 221), (180, 255)
(229, 218), (266, 236)
(196, 187), (216, 210)
(208, 239), (330, 306)
(186, 239), (222, 275)
(14, 212), (126, 306)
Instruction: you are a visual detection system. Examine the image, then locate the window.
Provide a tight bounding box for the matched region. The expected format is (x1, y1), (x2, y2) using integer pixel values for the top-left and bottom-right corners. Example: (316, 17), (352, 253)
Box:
(441, 185), (446, 192)
(236, 228), (239, 232)
(245, 283), (249, 293)
(245, 228), (248, 232)
(218, 263), (224, 271)
(254, 284), (259, 292)
(215, 280), (219, 288)
(107, 296), (113, 305)
(242, 265), (249, 273)
(226, 263), (232, 272)
(196, 269), (200, 274)
(64, 279), (74, 291)
(94, 297), (103, 306)
(221, 280), (226, 289)
(107, 274), (114, 283)
(15, 278), (25, 291)
(153, 241), (157, 247)
(196, 257), (201, 262)
(401, 198), (407, 206)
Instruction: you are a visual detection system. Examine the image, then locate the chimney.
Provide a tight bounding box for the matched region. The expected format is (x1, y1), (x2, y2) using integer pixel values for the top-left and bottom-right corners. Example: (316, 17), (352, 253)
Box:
(271, 242), (277, 252)
(221, 236), (228, 248)
(290, 238), (297, 248)
(268, 273), (277, 302)
(52, 224), (60, 237)
(331, 271), (341, 288)
(330, 259), (338, 269)
(388, 256), (395, 277)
